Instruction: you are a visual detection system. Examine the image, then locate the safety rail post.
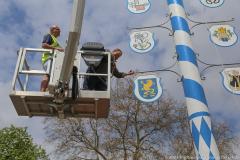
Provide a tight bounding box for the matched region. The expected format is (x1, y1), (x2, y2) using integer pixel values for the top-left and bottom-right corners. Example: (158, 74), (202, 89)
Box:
(11, 48), (53, 92)
(167, 0), (220, 159)
(107, 51), (111, 93)
(12, 48), (24, 90)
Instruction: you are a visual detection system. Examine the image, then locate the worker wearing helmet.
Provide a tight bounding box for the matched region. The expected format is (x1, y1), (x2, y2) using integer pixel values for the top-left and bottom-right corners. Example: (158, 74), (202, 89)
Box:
(40, 25), (64, 92)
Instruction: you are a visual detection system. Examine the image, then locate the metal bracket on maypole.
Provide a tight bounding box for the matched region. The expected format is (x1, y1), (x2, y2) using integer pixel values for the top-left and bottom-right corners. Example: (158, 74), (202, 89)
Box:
(166, 0), (220, 159)
(127, 13), (174, 36)
(185, 15), (234, 35)
(198, 59), (240, 80)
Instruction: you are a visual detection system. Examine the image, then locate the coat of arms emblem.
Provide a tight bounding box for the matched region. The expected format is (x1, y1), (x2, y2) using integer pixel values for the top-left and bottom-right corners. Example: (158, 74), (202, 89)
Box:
(209, 25), (237, 47)
(200, 0), (224, 8)
(130, 30), (154, 53)
(221, 67), (240, 95)
(127, 0), (151, 14)
(134, 75), (162, 102)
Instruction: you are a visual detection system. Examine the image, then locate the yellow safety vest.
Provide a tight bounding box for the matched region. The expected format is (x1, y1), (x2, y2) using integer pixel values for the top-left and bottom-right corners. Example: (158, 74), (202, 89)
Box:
(41, 34), (61, 64)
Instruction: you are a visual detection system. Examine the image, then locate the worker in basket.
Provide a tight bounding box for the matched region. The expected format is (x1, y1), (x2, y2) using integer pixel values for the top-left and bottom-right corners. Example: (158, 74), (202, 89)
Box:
(83, 47), (134, 91)
(40, 25), (64, 92)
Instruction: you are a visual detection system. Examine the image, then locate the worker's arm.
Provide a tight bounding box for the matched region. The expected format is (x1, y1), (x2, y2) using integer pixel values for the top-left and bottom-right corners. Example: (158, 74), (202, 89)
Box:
(112, 67), (125, 78)
(112, 63), (134, 78)
(42, 34), (64, 52)
(42, 43), (64, 52)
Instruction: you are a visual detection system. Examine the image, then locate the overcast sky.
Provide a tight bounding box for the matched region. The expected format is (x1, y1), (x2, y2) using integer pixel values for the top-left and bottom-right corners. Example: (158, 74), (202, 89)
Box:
(0, 0), (239, 158)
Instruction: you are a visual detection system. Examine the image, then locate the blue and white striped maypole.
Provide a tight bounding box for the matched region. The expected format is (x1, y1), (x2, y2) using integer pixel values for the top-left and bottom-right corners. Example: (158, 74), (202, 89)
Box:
(167, 0), (220, 159)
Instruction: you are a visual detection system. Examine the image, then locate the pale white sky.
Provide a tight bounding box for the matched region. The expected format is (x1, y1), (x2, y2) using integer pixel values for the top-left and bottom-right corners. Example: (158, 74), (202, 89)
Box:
(0, 0), (239, 158)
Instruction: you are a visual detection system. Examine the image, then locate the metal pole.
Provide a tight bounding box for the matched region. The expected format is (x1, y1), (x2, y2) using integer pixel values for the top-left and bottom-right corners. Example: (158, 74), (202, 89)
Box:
(59, 0), (85, 85)
(166, 0), (220, 159)
(54, 0), (85, 103)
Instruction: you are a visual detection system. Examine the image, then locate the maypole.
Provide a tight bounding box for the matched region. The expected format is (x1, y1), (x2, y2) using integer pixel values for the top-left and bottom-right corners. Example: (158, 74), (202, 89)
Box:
(166, 0), (220, 159)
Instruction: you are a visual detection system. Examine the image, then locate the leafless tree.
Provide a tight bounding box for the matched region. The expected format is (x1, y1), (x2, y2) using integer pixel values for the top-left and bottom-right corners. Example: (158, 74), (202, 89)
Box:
(44, 78), (238, 160)
(167, 106), (238, 160)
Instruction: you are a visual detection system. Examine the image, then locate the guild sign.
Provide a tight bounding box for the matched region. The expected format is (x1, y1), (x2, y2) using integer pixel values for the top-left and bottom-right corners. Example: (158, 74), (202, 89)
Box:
(200, 0), (224, 8)
(127, 0), (151, 14)
(209, 25), (238, 47)
(221, 67), (240, 95)
(134, 75), (162, 102)
(130, 30), (154, 53)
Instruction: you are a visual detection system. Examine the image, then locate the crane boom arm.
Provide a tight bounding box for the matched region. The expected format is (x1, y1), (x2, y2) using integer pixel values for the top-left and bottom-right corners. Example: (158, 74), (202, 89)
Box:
(59, 0), (85, 84)
(54, 0), (85, 103)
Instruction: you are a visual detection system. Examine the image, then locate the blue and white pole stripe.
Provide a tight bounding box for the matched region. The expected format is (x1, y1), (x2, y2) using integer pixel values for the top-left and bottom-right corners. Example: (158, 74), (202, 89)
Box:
(167, 0), (220, 159)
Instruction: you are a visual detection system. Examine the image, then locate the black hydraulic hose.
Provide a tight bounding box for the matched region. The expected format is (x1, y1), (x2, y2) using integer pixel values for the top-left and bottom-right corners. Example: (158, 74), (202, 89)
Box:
(72, 66), (79, 100)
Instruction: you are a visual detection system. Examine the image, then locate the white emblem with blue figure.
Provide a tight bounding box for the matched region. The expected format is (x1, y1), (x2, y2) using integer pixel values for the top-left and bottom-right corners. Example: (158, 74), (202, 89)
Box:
(134, 74), (162, 102)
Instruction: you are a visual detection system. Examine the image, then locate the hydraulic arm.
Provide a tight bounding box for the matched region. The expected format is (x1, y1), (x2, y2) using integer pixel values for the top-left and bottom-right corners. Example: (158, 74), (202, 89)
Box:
(54, 0), (85, 103)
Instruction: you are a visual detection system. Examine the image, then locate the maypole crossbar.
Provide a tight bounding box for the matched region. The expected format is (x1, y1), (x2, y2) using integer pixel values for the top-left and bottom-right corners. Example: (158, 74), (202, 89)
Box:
(167, 0), (220, 159)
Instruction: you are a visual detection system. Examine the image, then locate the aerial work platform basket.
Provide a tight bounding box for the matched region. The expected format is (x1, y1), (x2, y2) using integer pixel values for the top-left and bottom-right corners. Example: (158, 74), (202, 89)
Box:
(9, 47), (111, 118)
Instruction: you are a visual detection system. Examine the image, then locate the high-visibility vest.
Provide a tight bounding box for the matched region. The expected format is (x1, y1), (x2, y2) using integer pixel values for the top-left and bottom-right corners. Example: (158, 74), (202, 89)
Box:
(41, 34), (61, 64)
